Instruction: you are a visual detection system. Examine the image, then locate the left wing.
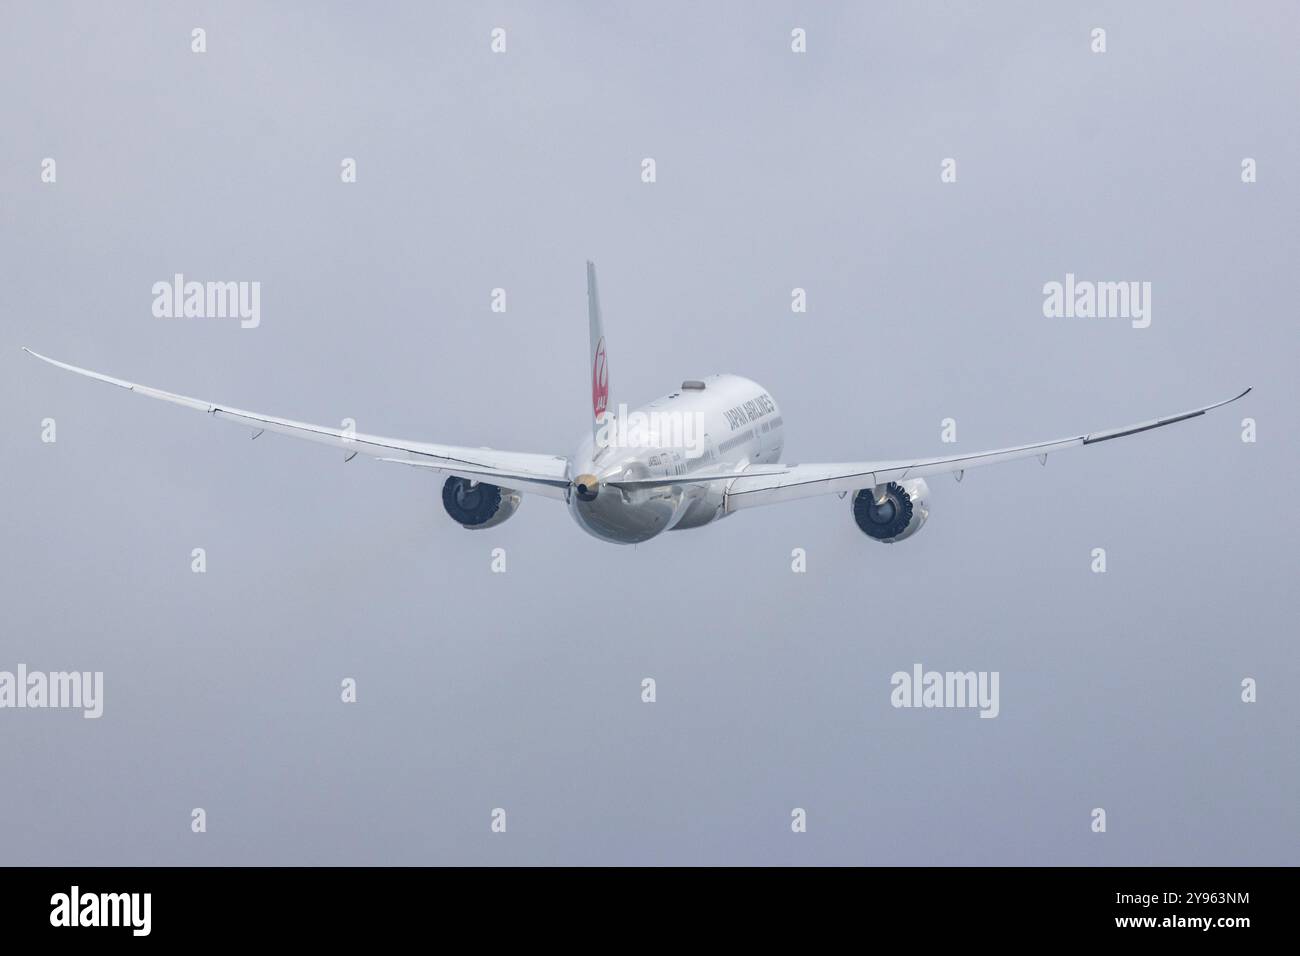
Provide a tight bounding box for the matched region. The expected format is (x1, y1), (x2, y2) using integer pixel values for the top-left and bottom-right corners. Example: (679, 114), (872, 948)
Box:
(22, 348), (572, 499)
(723, 388), (1251, 512)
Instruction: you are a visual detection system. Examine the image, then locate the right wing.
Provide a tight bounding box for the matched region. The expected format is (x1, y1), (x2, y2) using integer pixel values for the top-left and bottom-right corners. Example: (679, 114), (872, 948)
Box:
(723, 388), (1251, 512)
(23, 349), (572, 499)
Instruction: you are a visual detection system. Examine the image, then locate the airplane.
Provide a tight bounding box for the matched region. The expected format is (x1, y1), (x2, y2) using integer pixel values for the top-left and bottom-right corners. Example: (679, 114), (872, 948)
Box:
(24, 261), (1250, 546)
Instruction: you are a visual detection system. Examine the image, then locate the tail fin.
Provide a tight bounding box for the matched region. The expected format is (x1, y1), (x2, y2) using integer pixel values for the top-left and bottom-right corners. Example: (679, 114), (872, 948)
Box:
(587, 260), (610, 442)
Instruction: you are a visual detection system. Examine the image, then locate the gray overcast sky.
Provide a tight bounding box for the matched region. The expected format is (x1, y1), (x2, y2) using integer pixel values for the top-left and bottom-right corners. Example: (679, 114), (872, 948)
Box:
(1, 1), (1296, 865)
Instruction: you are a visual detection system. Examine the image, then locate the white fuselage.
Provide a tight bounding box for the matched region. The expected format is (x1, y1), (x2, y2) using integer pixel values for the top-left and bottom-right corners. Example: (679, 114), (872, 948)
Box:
(566, 374), (783, 543)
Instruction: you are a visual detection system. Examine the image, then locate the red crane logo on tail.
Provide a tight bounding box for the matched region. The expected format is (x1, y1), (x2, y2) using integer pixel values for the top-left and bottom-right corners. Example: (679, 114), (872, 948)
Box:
(592, 337), (609, 421)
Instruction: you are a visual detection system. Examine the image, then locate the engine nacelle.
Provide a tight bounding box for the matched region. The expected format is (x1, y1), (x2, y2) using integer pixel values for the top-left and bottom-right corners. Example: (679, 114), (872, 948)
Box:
(851, 478), (930, 543)
(442, 477), (521, 529)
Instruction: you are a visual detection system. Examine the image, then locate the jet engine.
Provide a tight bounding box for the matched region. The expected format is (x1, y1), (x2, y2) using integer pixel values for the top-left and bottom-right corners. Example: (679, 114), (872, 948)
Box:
(442, 476), (521, 529)
(851, 479), (930, 543)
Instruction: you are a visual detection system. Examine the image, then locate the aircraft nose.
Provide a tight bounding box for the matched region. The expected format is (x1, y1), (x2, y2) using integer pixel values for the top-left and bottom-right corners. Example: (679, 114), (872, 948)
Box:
(573, 473), (600, 502)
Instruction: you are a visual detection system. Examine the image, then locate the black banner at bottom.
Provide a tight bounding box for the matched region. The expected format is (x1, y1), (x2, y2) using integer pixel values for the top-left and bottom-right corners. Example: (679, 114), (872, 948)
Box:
(0, 866), (1280, 941)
